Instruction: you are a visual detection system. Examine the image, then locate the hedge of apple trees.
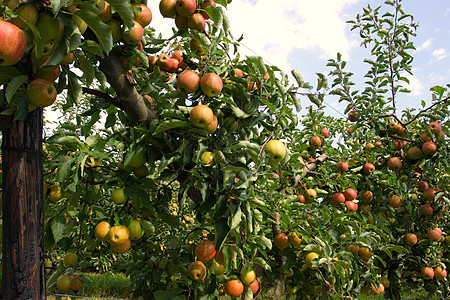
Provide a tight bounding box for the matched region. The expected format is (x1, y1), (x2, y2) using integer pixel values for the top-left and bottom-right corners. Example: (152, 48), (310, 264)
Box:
(1, 0), (449, 298)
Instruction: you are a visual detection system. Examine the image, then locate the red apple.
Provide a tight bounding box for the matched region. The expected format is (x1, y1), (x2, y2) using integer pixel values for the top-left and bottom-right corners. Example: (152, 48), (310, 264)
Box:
(310, 136), (322, 149)
(157, 53), (172, 71)
(190, 104), (214, 129)
(363, 162), (375, 174)
(189, 39), (204, 53)
(387, 157), (402, 171)
(234, 68), (244, 77)
(420, 133), (432, 142)
(167, 58), (179, 73)
(422, 141), (437, 155)
(406, 146), (424, 161)
(344, 188), (357, 201)
(176, 0), (197, 17)
(427, 229), (441, 241)
(37, 65), (61, 82)
(205, 115), (218, 134)
(159, 0), (178, 18)
(361, 190), (373, 203)
(345, 201), (358, 212)
(200, 73), (223, 97)
(177, 70), (200, 93)
(201, 0), (216, 19)
(172, 50), (183, 61)
(429, 122), (442, 135)
(321, 128), (330, 138)
(175, 14), (189, 30)
(416, 180), (429, 192)
(404, 233), (418, 245)
(331, 192), (345, 205)
(132, 3), (152, 27)
(420, 204), (433, 215)
(122, 20), (144, 44)
(337, 161), (349, 172)
(422, 188), (435, 202)
(188, 13), (206, 31)
(26, 79), (57, 108)
(421, 267), (434, 280)
(348, 110), (359, 122)
(388, 195), (402, 208)
(0, 19), (27, 66)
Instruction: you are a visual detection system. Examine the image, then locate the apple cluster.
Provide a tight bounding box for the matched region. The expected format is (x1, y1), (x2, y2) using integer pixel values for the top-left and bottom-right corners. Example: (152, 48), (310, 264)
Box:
(94, 219), (144, 254)
(159, 0), (216, 32)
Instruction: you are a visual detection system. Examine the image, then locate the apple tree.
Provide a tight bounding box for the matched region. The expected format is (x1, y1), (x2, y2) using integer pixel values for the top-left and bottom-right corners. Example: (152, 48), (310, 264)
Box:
(0, 0), (449, 299)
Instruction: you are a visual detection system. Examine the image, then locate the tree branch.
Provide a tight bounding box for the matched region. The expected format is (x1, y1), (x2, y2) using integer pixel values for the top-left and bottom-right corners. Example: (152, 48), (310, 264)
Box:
(404, 95), (450, 126)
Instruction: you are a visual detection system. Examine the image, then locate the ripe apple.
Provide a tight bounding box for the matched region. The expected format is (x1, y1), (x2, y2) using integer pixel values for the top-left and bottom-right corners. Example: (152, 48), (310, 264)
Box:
(427, 229), (441, 241)
(370, 283), (385, 296)
(37, 65), (61, 82)
(274, 232), (289, 250)
(95, 221), (111, 241)
(365, 142), (374, 151)
(111, 188), (128, 205)
(420, 133), (432, 142)
(234, 68), (244, 77)
(10, 3), (39, 28)
(264, 140), (286, 165)
(421, 267), (434, 280)
(200, 73), (223, 97)
(345, 200), (358, 212)
(177, 70), (200, 93)
(305, 252), (319, 269)
(344, 188), (357, 201)
(201, 151), (215, 165)
(404, 233), (418, 245)
(188, 261), (207, 282)
(310, 135), (322, 149)
(167, 58), (179, 73)
(171, 50), (183, 61)
(388, 195), (402, 208)
(60, 52), (76, 65)
(63, 253), (78, 267)
(132, 3), (152, 27)
(128, 220), (144, 240)
(416, 180), (429, 192)
(348, 110), (359, 122)
(336, 161), (349, 172)
(201, 0), (216, 19)
(422, 141), (437, 155)
(320, 128), (330, 138)
(190, 104), (215, 129)
(249, 278), (259, 294)
(434, 266), (447, 280)
(347, 245), (359, 255)
(159, 0), (177, 18)
(420, 204), (433, 215)
(388, 121), (399, 132)
(70, 273), (83, 291)
(288, 232), (303, 247)
(176, 0), (197, 17)
(422, 188), (435, 202)
(387, 157), (402, 171)
(429, 122), (442, 135)
(374, 141), (382, 147)
(56, 274), (72, 291)
(305, 188), (317, 203)
(331, 192), (345, 205)
(359, 204), (372, 214)
(36, 13), (65, 44)
(26, 79), (57, 108)
(297, 194), (306, 203)
(240, 269), (256, 285)
(175, 14), (189, 30)
(406, 146), (424, 161)
(205, 115), (218, 134)
(189, 39), (204, 53)
(361, 190), (373, 203)
(195, 239), (216, 262)
(363, 162), (375, 174)
(110, 238), (131, 254)
(96, 0), (112, 22)
(224, 279), (244, 297)
(122, 20), (144, 44)
(358, 247), (373, 261)
(108, 225), (130, 246)
(188, 13), (206, 31)
(157, 53), (172, 71)
(0, 19), (27, 66)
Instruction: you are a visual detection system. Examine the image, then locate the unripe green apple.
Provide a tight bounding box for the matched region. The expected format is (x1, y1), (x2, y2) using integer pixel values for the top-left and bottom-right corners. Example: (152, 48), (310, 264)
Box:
(10, 3), (39, 28)
(107, 19), (122, 43)
(240, 269), (256, 285)
(128, 220), (144, 240)
(36, 13), (65, 44)
(212, 260), (224, 275)
(111, 188), (128, 204)
(264, 140), (286, 164)
(201, 151), (215, 165)
(63, 253), (78, 267)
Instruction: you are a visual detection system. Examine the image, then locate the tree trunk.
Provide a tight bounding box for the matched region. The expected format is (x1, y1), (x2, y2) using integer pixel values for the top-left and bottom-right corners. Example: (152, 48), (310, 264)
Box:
(2, 108), (45, 299)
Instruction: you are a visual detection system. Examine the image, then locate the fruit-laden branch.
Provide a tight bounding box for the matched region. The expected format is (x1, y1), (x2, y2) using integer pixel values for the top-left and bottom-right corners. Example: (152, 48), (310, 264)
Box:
(98, 54), (158, 123)
(292, 152), (328, 187)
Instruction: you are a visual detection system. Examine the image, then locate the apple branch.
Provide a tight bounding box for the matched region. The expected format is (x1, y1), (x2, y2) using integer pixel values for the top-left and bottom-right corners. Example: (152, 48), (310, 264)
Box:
(292, 152), (328, 186)
(404, 95), (450, 126)
(98, 54), (158, 123)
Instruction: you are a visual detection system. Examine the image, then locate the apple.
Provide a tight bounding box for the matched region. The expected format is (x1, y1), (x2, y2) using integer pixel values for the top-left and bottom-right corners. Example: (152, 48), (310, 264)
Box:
(96, 1), (112, 22)
(48, 185), (62, 203)
(374, 141), (382, 147)
(348, 110), (359, 122)
(56, 274), (72, 291)
(422, 141), (437, 155)
(224, 279), (244, 297)
(10, 3), (39, 28)
(361, 190), (373, 203)
(111, 238), (131, 254)
(416, 180), (429, 192)
(365, 143), (374, 151)
(429, 122), (442, 135)
(388, 121), (399, 133)
(107, 19), (122, 43)
(175, 14), (189, 30)
(201, 151), (215, 165)
(171, 50), (183, 61)
(70, 273), (83, 291)
(176, 0), (197, 17)
(195, 239), (216, 262)
(406, 146), (424, 161)
(133, 165), (149, 178)
(0, 19), (27, 66)
(31, 44), (52, 72)
(427, 229), (441, 241)
(420, 204), (433, 215)
(421, 267), (434, 280)
(132, 3), (152, 27)
(274, 232), (289, 250)
(363, 162), (375, 174)
(434, 266), (447, 280)
(128, 220), (144, 240)
(288, 232), (303, 247)
(215, 250), (225, 265)
(310, 135), (322, 149)
(108, 225), (130, 246)
(60, 52), (76, 65)
(189, 39), (204, 53)
(177, 70), (200, 93)
(387, 157), (402, 171)
(347, 245), (359, 255)
(167, 58), (179, 73)
(95, 221), (111, 241)
(305, 252), (319, 269)
(159, 0), (177, 18)
(331, 192), (345, 205)
(388, 195), (402, 208)
(63, 253), (78, 267)
(205, 115), (218, 134)
(358, 247), (373, 261)
(148, 55), (158, 70)
(305, 188), (317, 203)
(27, 79), (57, 108)
(188, 13), (206, 31)
(297, 194), (306, 203)
(336, 161), (349, 172)
(111, 188), (128, 204)
(344, 188), (357, 201)
(360, 204), (372, 214)
(122, 20), (144, 44)
(345, 200), (358, 212)
(420, 133), (432, 142)
(200, 73), (223, 97)
(263, 140), (286, 165)
(37, 65), (61, 82)
(249, 278), (259, 294)
(36, 13), (65, 44)
(188, 261), (206, 282)
(320, 128), (330, 138)
(240, 269), (256, 285)
(212, 260), (224, 275)
(404, 233), (418, 245)
(128, 152), (145, 168)
(190, 104), (215, 129)
(201, 0), (216, 19)
(370, 283), (385, 296)
(422, 188), (435, 202)
(157, 53), (172, 71)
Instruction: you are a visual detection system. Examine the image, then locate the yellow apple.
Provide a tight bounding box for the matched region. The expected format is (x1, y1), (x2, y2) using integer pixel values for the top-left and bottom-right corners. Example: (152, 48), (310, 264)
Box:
(264, 140), (286, 164)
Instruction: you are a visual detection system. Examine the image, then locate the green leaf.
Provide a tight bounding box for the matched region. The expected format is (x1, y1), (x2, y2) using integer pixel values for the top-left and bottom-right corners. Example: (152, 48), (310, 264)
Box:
(292, 70), (304, 86)
(51, 216), (67, 243)
(215, 218), (230, 251)
(68, 71), (82, 104)
(153, 120), (189, 135)
(253, 257), (271, 271)
(228, 206), (242, 230)
(74, 9), (113, 54)
(50, 0), (70, 15)
(0, 66), (21, 85)
(56, 157), (75, 183)
(205, 6), (223, 26)
(246, 56), (267, 77)
(5, 75), (28, 104)
(13, 96), (30, 121)
(77, 54), (95, 86)
(231, 106), (251, 118)
(108, 0), (135, 30)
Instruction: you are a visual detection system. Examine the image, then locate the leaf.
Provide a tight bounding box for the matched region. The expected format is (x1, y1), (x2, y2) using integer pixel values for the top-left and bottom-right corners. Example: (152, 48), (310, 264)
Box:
(0, 66), (21, 85)
(5, 75), (28, 104)
(56, 157), (75, 183)
(228, 206), (242, 230)
(246, 56), (267, 77)
(74, 9), (113, 54)
(231, 106), (251, 118)
(108, 0), (135, 30)
(153, 120), (189, 135)
(253, 257), (271, 271)
(67, 71), (82, 104)
(51, 216), (67, 243)
(77, 54), (95, 86)
(291, 70), (304, 86)
(215, 218), (230, 251)
(205, 6), (223, 26)
(50, 0), (70, 15)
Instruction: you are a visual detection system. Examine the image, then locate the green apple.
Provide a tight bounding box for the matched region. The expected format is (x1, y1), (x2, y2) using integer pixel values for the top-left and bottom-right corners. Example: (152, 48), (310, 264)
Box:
(264, 140), (286, 164)
(26, 79), (57, 108)
(128, 220), (144, 240)
(240, 269), (256, 285)
(36, 13), (65, 44)
(111, 188), (128, 205)
(10, 3), (39, 29)
(201, 151), (215, 165)
(107, 19), (122, 43)
(63, 253), (78, 267)
(212, 261), (224, 275)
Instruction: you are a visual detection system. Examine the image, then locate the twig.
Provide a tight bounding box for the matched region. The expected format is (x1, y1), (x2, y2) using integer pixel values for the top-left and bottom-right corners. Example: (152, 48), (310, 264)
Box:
(404, 95), (450, 126)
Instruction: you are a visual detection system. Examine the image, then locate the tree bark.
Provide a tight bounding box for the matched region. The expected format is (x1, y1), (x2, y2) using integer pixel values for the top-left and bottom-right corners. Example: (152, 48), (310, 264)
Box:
(1, 108), (45, 299)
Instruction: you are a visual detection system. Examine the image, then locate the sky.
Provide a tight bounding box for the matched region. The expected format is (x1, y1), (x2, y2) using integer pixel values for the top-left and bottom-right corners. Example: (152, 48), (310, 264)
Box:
(146, 0), (450, 119)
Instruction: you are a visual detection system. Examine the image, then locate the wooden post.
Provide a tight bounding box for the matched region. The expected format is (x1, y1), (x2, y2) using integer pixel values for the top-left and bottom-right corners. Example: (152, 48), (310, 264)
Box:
(2, 108), (45, 299)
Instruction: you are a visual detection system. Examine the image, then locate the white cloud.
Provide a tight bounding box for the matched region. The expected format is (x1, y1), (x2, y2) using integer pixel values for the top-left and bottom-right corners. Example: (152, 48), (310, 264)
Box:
(416, 38), (433, 52)
(404, 73), (424, 97)
(431, 48), (448, 61)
